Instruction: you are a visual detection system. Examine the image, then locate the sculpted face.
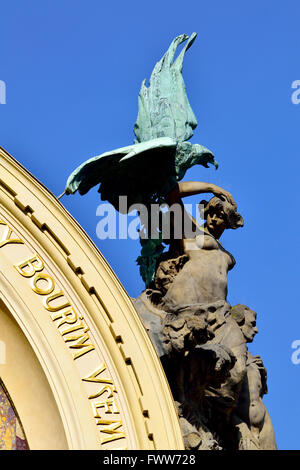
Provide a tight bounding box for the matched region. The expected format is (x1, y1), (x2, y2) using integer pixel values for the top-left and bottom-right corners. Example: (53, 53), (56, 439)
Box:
(206, 206), (227, 238)
(241, 309), (258, 343)
(200, 196), (244, 240)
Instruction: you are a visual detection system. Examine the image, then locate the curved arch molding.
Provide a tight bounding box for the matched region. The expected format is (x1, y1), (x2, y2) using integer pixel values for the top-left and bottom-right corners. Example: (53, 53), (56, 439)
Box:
(0, 146), (183, 450)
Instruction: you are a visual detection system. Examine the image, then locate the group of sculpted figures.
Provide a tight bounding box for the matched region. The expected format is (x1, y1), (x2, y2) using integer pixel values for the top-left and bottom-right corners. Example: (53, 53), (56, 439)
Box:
(63, 34), (277, 450)
(135, 183), (277, 449)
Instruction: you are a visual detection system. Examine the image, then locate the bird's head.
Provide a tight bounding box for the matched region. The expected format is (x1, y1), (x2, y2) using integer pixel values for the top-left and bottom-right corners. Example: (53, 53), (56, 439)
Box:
(192, 143), (218, 169)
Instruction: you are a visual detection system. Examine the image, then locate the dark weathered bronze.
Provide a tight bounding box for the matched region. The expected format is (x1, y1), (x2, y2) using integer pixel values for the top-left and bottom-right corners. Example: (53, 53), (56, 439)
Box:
(63, 33), (223, 285)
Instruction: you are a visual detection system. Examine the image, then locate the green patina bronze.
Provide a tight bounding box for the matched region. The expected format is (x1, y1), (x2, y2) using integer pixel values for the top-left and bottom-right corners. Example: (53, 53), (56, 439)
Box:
(64, 33), (218, 285)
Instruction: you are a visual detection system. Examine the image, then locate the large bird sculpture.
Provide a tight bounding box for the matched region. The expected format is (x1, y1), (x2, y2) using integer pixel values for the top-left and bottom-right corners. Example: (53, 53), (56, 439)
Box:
(62, 33), (218, 285)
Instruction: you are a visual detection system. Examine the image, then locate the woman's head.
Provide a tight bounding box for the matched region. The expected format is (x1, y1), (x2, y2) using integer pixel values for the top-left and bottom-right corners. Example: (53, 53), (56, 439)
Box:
(199, 196), (244, 238)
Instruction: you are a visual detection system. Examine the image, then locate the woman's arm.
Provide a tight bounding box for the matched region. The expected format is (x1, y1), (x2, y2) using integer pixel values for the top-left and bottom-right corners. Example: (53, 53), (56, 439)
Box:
(166, 181), (235, 206)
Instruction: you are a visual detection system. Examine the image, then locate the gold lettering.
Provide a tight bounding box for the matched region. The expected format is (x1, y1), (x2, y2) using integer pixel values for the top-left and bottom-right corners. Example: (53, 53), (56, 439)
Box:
(82, 365), (115, 399)
(43, 290), (71, 312)
(60, 320), (86, 335)
(63, 331), (95, 360)
(98, 420), (125, 444)
(12, 245), (124, 440)
(31, 273), (55, 295)
(0, 220), (24, 248)
(92, 397), (120, 416)
(89, 384), (115, 401)
(51, 306), (79, 326)
(15, 254), (44, 278)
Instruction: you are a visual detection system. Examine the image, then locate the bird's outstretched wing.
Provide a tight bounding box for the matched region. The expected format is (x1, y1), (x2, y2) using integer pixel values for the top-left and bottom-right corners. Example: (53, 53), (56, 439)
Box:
(65, 144), (135, 196)
(64, 137), (177, 209)
(134, 33), (198, 144)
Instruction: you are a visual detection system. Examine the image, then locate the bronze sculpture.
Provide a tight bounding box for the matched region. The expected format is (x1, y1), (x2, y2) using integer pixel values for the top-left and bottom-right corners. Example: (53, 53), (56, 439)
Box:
(62, 33), (276, 450)
(62, 33), (224, 286)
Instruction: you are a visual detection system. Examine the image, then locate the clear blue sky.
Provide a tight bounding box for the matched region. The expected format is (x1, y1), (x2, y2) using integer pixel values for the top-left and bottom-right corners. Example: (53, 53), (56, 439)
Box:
(1, 1), (299, 450)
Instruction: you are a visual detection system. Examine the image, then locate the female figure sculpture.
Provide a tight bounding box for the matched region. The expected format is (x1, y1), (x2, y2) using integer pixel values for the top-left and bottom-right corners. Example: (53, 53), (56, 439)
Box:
(61, 33), (276, 450)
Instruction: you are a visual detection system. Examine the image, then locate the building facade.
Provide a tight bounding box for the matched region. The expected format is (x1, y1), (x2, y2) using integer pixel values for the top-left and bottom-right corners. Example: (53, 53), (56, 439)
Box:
(0, 146), (183, 450)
